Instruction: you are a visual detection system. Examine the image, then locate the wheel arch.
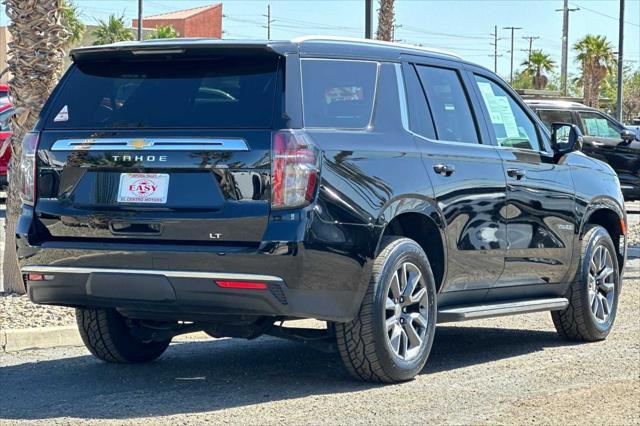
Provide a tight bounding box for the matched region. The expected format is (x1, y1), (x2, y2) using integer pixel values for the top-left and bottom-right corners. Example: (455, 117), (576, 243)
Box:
(580, 197), (626, 271)
(376, 195), (447, 292)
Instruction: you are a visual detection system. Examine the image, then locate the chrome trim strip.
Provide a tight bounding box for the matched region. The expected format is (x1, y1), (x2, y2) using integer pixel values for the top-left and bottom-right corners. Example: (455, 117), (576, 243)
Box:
(21, 265), (282, 282)
(51, 138), (249, 152)
(395, 63), (409, 130)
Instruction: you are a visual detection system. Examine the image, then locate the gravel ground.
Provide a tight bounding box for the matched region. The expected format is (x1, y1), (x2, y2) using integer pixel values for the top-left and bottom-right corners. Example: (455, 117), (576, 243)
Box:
(1, 278), (638, 425)
(628, 222), (640, 247)
(0, 294), (76, 330)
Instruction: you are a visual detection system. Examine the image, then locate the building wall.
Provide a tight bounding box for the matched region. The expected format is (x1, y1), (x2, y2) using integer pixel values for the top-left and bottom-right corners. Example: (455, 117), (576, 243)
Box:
(185, 6), (223, 38)
(132, 5), (222, 38)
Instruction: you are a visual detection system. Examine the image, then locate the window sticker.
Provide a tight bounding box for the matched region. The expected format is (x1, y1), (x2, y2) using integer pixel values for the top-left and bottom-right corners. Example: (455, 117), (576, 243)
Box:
(53, 105), (69, 122)
(477, 82), (519, 138)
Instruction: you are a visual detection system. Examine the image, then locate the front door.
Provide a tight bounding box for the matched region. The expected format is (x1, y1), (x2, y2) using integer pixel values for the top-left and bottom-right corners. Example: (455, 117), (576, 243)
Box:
(402, 60), (507, 293)
(470, 73), (576, 288)
(577, 110), (640, 196)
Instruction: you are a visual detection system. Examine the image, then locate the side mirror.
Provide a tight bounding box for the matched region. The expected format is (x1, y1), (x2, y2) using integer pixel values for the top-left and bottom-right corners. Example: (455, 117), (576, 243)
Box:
(620, 129), (636, 144)
(551, 122), (583, 161)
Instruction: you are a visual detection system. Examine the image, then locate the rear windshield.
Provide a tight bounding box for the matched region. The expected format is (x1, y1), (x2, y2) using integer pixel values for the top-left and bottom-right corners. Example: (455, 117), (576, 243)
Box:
(45, 56), (281, 129)
(301, 59), (378, 129)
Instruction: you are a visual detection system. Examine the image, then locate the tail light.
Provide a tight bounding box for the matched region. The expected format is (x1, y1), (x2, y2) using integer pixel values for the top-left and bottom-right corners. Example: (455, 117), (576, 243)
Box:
(271, 130), (320, 209)
(19, 132), (38, 205)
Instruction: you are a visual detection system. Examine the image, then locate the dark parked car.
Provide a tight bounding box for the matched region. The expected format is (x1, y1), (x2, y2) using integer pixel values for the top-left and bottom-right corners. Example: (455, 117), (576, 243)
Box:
(526, 100), (640, 201)
(18, 38), (628, 383)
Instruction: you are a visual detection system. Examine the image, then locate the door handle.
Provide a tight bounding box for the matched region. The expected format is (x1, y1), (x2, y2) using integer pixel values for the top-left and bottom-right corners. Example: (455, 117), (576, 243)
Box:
(433, 164), (456, 176)
(507, 168), (526, 180)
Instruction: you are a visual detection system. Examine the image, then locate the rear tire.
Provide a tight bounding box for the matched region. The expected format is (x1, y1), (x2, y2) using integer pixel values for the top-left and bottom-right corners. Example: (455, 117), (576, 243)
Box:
(552, 225), (621, 342)
(76, 308), (171, 363)
(335, 237), (437, 383)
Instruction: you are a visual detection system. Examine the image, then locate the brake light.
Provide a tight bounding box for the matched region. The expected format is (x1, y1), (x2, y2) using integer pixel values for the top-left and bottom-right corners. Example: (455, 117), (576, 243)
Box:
(19, 132), (38, 205)
(271, 130), (320, 209)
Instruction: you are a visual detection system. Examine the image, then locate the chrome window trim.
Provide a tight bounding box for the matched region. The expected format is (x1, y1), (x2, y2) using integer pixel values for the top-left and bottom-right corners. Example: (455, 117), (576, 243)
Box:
(21, 265), (283, 282)
(50, 138), (250, 152)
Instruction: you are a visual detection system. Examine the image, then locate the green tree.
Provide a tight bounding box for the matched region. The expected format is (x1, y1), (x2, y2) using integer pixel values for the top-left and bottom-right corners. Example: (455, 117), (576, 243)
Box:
(92, 14), (134, 45)
(61, 0), (85, 45)
(521, 50), (556, 90)
(147, 25), (179, 39)
(573, 34), (616, 107)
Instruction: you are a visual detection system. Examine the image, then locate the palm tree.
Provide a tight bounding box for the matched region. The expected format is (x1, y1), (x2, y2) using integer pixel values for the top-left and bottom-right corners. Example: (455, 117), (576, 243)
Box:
(376, 0), (395, 42)
(2, 0), (70, 294)
(92, 14), (134, 45)
(61, 0), (85, 45)
(573, 34), (616, 108)
(521, 50), (556, 90)
(147, 25), (180, 40)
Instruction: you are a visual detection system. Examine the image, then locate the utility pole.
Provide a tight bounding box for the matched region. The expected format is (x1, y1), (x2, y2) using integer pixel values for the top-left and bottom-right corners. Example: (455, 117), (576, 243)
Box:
(137, 0), (143, 41)
(616, 0), (625, 121)
(489, 25), (503, 73)
(557, 0), (579, 96)
(365, 0), (373, 39)
(503, 26), (522, 85)
(391, 24), (402, 42)
(264, 4), (272, 40)
(522, 35), (539, 61)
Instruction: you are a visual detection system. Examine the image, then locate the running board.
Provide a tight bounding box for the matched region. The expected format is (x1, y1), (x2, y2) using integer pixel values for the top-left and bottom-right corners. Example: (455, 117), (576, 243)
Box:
(437, 298), (569, 323)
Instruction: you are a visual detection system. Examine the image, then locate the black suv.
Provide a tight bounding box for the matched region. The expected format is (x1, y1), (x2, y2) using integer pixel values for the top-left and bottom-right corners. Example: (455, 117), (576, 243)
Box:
(527, 99), (640, 201)
(18, 38), (628, 382)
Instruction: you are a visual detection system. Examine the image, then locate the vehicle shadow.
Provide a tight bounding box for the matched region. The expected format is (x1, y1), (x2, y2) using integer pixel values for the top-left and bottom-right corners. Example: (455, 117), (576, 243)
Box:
(0, 325), (571, 421)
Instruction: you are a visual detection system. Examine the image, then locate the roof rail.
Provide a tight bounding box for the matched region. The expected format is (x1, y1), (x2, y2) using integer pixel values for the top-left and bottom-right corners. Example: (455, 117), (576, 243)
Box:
(291, 35), (461, 59)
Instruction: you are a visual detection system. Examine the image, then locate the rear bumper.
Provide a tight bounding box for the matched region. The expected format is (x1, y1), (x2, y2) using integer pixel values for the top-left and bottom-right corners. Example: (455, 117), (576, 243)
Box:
(18, 209), (380, 322)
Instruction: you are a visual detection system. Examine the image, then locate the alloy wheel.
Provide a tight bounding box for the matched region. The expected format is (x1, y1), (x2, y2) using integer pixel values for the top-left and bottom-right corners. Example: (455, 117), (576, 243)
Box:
(385, 261), (430, 361)
(588, 244), (616, 323)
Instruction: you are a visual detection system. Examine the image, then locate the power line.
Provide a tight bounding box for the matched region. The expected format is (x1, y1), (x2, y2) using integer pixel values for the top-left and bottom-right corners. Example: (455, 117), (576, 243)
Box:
(571, 1), (639, 27)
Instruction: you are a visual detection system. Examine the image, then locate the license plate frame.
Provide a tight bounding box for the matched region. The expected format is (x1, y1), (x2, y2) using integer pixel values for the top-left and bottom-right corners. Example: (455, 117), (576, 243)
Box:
(117, 173), (169, 204)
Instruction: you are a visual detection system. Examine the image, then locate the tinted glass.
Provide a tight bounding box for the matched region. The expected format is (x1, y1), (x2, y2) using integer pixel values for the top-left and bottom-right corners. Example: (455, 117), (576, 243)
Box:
(301, 60), (377, 128)
(475, 76), (541, 151)
(45, 56), (281, 129)
(415, 65), (478, 144)
(579, 111), (621, 138)
(404, 65), (436, 139)
(537, 109), (574, 130)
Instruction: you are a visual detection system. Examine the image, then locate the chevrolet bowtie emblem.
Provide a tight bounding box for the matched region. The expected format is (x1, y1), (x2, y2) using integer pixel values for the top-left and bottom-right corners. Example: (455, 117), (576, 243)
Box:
(128, 139), (154, 149)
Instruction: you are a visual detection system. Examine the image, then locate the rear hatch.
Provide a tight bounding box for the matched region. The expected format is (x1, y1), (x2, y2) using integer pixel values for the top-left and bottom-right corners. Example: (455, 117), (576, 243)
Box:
(34, 48), (284, 243)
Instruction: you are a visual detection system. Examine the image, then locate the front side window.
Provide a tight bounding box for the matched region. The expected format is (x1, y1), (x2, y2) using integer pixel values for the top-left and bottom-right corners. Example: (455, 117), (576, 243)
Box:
(475, 75), (541, 151)
(578, 111), (621, 138)
(415, 65), (479, 144)
(537, 109), (574, 131)
(301, 59), (377, 129)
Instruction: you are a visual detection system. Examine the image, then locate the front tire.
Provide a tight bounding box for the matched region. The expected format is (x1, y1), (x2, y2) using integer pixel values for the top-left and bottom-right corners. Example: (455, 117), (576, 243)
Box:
(76, 308), (171, 363)
(335, 237), (437, 383)
(552, 225), (621, 341)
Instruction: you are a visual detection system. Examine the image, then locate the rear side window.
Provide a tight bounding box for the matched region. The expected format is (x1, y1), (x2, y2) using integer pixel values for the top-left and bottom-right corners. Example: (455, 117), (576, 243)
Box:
(415, 65), (479, 144)
(404, 65), (436, 139)
(301, 59), (377, 129)
(537, 109), (574, 130)
(45, 56), (281, 129)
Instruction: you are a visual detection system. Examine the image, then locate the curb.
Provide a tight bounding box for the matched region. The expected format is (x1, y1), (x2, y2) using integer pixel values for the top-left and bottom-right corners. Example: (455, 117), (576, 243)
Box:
(0, 326), (211, 353)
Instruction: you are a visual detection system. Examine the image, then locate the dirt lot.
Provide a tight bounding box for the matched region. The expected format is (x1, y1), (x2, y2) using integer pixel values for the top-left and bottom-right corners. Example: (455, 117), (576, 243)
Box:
(1, 273), (638, 425)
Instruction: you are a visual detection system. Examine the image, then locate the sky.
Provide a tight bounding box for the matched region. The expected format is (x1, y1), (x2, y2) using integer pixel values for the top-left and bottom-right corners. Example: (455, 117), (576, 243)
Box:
(1, 0), (638, 80)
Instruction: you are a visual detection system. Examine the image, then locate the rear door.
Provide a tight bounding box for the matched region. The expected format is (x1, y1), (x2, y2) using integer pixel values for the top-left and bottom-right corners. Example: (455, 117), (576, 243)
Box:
(35, 51), (283, 243)
(403, 57), (507, 294)
(469, 72), (576, 288)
